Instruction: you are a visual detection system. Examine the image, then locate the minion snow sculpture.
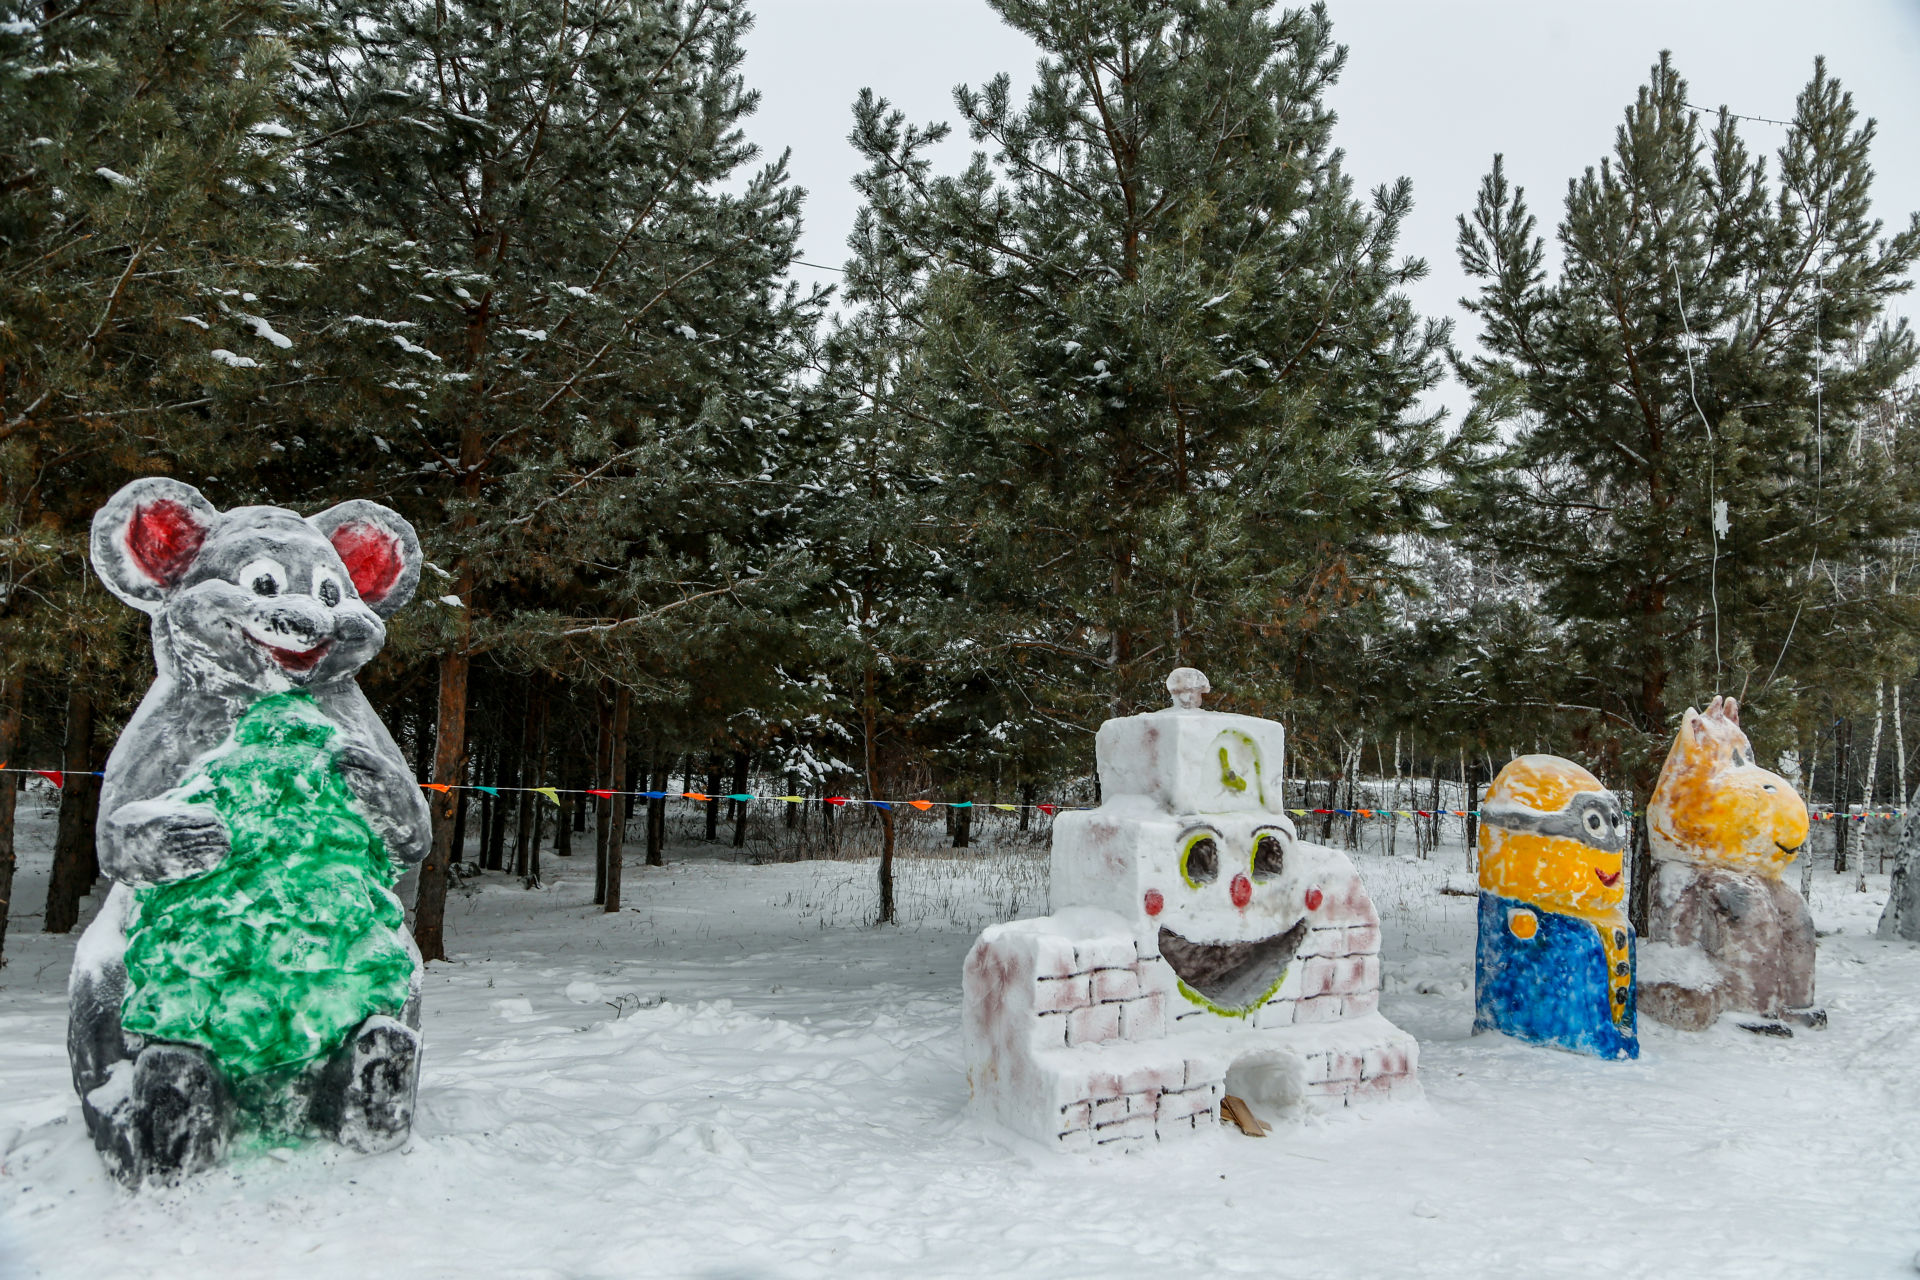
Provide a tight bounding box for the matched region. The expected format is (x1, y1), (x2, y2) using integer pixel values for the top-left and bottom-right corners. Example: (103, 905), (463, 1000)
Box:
(1641, 697), (1820, 1032)
(70, 478), (430, 1186)
(962, 669), (1419, 1152)
(1473, 756), (1637, 1059)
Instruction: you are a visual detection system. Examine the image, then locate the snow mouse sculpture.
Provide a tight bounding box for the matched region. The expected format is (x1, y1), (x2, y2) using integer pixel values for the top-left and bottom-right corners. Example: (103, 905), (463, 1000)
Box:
(963, 669), (1418, 1152)
(70, 478), (431, 1186)
(1641, 697), (1819, 1033)
(1473, 756), (1637, 1059)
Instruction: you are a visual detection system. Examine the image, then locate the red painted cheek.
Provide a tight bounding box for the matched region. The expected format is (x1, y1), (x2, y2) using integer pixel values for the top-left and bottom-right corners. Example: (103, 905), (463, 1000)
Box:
(1305, 886), (1324, 911)
(1144, 889), (1164, 916)
(1230, 874), (1252, 909)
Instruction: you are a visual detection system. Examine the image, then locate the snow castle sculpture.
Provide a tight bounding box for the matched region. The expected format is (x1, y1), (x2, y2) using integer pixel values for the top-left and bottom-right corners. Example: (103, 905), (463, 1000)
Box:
(1473, 756), (1637, 1059)
(1641, 697), (1821, 1032)
(70, 478), (431, 1186)
(962, 669), (1419, 1152)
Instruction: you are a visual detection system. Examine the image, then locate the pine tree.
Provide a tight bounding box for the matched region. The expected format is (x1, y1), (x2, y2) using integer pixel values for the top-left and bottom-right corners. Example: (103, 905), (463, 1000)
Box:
(1, 0), (303, 939)
(846, 0), (1455, 750)
(290, 0), (816, 954)
(1454, 55), (1920, 921)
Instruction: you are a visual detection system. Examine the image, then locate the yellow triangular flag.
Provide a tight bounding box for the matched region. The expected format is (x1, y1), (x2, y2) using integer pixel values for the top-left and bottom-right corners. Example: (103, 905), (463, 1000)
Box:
(533, 787), (560, 805)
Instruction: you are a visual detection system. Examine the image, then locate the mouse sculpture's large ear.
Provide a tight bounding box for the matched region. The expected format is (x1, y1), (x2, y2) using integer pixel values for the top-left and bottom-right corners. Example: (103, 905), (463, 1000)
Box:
(91, 478), (220, 614)
(307, 500), (422, 618)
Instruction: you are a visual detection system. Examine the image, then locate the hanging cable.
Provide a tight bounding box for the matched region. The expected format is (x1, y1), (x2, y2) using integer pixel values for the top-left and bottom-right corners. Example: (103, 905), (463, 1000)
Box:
(1673, 263), (1723, 685)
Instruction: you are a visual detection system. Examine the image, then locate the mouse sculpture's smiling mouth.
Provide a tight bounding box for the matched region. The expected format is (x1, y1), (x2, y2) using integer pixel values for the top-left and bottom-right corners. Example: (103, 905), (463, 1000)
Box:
(249, 634), (332, 673)
(1158, 918), (1310, 1013)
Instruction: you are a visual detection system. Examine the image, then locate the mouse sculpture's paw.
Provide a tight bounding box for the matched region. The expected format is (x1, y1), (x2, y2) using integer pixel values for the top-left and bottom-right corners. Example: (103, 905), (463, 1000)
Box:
(105, 799), (231, 883)
(313, 1015), (421, 1154)
(331, 741), (430, 862)
(86, 1042), (233, 1188)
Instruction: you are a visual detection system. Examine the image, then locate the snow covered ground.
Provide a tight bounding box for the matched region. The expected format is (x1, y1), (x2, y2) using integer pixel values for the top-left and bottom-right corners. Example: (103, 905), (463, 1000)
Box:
(2, 791), (1917, 1279)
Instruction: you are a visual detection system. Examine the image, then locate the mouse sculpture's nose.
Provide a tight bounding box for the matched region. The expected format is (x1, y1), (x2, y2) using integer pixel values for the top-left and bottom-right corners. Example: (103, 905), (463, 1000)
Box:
(257, 597), (333, 648)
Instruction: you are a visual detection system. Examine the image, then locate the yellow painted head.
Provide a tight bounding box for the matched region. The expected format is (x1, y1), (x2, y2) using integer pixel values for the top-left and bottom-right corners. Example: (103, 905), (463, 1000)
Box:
(1478, 755), (1628, 921)
(1647, 696), (1809, 877)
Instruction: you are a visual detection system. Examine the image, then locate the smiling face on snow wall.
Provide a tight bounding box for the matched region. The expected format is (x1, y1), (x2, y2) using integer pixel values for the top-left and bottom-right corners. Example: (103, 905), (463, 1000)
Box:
(1050, 670), (1334, 1018)
(1146, 810), (1314, 1014)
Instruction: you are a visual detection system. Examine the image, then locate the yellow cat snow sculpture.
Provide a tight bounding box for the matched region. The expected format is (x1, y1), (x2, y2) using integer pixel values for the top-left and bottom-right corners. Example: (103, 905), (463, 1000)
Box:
(1642, 696), (1821, 1032)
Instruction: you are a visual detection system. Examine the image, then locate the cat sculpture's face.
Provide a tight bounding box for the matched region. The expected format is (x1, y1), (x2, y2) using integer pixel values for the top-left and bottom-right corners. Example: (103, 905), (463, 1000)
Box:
(92, 478), (421, 693)
(1648, 696), (1809, 878)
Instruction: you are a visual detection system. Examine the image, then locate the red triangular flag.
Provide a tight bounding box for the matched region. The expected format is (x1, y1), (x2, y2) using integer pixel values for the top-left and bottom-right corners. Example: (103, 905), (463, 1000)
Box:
(35, 770), (63, 789)
(586, 789), (615, 798)
(1037, 803), (1057, 816)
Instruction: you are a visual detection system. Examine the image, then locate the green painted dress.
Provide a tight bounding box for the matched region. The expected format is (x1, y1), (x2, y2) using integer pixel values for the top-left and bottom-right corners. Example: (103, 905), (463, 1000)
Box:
(121, 691), (414, 1120)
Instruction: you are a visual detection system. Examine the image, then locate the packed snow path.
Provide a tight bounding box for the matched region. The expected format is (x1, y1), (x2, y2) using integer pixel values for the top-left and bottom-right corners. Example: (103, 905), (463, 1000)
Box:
(2, 802), (1917, 1278)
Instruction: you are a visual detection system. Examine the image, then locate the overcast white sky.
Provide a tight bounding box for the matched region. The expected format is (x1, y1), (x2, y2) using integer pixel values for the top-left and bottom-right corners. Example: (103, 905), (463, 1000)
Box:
(737, 0), (1920, 417)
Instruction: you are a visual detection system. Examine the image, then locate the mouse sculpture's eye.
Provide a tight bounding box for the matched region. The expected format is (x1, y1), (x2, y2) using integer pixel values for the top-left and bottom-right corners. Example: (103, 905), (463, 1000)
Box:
(1180, 833), (1219, 888)
(314, 570), (343, 608)
(1250, 830), (1287, 883)
(239, 558), (287, 598)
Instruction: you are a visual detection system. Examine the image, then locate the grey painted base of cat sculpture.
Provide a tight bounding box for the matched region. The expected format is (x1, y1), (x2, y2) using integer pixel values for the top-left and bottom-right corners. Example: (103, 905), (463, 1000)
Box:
(1642, 860), (1824, 1033)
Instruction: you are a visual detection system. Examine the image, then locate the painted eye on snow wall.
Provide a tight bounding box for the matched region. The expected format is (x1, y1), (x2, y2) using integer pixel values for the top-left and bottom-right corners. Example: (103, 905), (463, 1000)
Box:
(1251, 831), (1286, 882)
(1181, 834), (1219, 887)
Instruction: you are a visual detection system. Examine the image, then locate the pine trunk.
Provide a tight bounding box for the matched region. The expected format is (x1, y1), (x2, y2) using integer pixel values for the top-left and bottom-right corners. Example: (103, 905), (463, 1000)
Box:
(647, 758), (667, 867)
(0, 676), (22, 966)
(730, 750), (749, 849)
(44, 687), (98, 934)
(592, 693), (613, 905)
(414, 648), (470, 962)
(602, 686), (631, 913)
(704, 755), (720, 842)
(518, 684), (547, 885)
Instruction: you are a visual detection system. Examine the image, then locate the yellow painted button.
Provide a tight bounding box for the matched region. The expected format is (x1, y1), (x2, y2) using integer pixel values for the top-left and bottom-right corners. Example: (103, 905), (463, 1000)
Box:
(1508, 909), (1538, 940)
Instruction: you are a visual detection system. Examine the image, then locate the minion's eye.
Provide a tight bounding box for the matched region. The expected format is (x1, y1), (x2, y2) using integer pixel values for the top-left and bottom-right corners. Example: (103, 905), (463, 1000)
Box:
(1585, 811), (1604, 833)
(1181, 836), (1219, 887)
(1251, 832), (1286, 882)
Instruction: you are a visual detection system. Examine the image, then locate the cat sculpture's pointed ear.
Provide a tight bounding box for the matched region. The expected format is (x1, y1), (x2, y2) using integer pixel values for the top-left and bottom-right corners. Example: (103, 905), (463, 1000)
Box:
(307, 500), (422, 618)
(1682, 707), (1716, 757)
(91, 478), (220, 614)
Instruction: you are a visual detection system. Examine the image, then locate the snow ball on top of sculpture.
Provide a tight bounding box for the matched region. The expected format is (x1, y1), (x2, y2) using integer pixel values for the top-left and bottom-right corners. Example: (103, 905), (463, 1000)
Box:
(1641, 697), (1822, 1034)
(1473, 755), (1637, 1060)
(963, 670), (1418, 1153)
(69, 477), (433, 1188)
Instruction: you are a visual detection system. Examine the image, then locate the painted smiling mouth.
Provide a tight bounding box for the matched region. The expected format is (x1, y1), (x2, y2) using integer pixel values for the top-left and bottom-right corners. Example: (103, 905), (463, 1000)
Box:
(250, 635), (332, 673)
(1594, 868), (1622, 887)
(1158, 918), (1310, 1012)
(1776, 841), (1804, 855)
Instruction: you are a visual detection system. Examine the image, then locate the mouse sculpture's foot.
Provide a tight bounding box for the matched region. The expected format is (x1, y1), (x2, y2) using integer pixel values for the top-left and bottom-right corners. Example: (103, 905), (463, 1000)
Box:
(85, 1042), (233, 1188)
(314, 1015), (420, 1154)
(1784, 1005), (1828, 1030)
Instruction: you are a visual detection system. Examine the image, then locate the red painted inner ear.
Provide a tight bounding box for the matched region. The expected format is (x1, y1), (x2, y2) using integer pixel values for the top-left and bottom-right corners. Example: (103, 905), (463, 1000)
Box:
(329, 521), (404, 603)
(127, 500), (208, 587)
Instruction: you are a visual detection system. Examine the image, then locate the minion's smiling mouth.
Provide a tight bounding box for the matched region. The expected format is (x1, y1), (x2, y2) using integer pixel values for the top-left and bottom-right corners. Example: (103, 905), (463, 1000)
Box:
(1158, 918), (1310, 1012)
(1776, 840), (1804, 855)
(1594, 868), (1622, 887)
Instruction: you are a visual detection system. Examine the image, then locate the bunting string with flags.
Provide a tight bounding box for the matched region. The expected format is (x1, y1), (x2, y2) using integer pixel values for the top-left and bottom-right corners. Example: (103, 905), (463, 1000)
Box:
(0, 765), (1907, 823)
